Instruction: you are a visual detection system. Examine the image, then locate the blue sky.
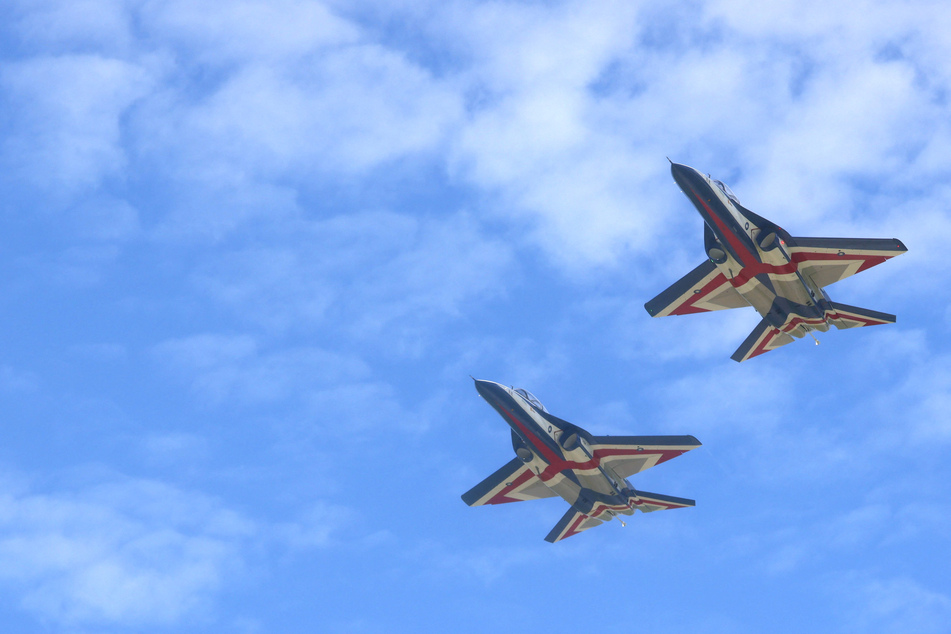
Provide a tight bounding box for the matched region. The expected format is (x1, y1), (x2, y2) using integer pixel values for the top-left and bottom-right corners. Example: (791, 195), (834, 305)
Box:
(0, 0), (949, 631)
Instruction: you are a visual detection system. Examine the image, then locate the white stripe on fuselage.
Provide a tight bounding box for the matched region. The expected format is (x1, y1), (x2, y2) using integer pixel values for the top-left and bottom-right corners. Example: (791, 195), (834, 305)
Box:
(703, 174), (755, 241)
(504, 387), (634, 515)
(508, 388), (562, 444)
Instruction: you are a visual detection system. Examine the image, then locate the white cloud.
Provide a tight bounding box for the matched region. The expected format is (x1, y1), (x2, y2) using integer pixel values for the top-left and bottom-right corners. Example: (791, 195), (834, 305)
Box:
(833, 574), (951, 634)
(153, 334), (369, 404)
(0, 54), (153, 195)
(0, 467), (351, 628)
(8, 0), (134, 55)
(140, 0), (361, 64)
(152, 333), (442, 435)
(0, 475), (254, 627)
(272, 501), (352, 550)
(192, 211), (514, 344)
(158, 48), (462, 178)
(444, 1), (667, 266)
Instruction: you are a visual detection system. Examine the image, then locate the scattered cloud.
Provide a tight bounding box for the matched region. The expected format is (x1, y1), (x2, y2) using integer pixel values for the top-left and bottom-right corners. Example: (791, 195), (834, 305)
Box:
(831, 573), (951, 634)
(0, 53), (153, 196)
(191, 211), (515, 346)
(0, 474), (253, 627)
(1, 1), (950, 631)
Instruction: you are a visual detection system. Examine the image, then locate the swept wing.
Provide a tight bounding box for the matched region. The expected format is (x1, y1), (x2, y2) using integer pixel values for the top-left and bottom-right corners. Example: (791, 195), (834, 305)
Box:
(590, 435), (702, 479)
(788, 237), (907, 288)
(644, 259), (747, 317)
(461, 458), (556, 506)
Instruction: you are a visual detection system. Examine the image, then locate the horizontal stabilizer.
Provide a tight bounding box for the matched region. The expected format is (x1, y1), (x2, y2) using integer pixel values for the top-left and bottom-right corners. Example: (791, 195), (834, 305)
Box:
(731, 317), (795, 362)
(825, 301), (896, 330)
(461, 458), (556, 507)
(645, 259), (746, 317)
(632, 489), (696, 512)
(544, 506), (604, 543)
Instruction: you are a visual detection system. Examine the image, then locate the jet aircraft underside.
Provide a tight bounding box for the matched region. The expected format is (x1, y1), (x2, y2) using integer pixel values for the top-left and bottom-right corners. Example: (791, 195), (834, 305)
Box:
(462, 379), (700, 542)
(645, 162), (907, 361)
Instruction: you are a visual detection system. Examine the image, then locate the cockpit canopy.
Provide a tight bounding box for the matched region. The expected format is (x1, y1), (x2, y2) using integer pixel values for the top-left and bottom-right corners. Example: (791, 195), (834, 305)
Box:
(514, 388), (547, 413)
(712, 179), (740, 205)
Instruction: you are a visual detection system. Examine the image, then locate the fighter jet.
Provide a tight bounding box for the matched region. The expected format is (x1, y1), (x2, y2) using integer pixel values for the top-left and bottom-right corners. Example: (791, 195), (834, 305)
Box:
(462, 379), (700, 543)
(645, 162), (907, 361)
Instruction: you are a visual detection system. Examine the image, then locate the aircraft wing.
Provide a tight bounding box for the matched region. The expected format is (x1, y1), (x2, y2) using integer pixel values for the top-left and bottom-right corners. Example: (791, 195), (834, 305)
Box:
(589, 435), (701, 480)
(731, 317), (796, 362)
(788, 237), (907, 288)
(461, 457), (557, 506)
(645, 259), (747, 317)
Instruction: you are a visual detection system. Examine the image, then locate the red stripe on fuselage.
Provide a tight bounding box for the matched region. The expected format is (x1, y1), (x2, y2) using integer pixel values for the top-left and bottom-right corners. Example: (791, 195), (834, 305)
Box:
(495, 405), (687, 483)
(688, 188), (756, 266)
(687, 184), (895, 290)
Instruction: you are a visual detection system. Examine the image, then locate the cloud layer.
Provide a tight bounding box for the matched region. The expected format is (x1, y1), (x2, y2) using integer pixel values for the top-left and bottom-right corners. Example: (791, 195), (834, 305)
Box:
(0, 0), (948, 631)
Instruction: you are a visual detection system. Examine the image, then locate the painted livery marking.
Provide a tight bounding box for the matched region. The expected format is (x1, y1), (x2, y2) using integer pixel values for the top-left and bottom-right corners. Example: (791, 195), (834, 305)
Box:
(686, 181), (899, 289)
(669, 272), (732, 315)
(483, 468), (538, 505)
(497, 405), (688, 483)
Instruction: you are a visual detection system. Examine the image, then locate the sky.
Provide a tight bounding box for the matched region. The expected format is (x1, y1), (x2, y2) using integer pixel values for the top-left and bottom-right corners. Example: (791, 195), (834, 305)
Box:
(0, 0), (949, 632)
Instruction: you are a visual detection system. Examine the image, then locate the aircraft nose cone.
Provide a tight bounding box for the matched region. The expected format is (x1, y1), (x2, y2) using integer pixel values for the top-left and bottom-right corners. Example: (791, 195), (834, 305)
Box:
(669, 161), (691, 182)
(472, 378), (503, 403)
(669, 161), (704, 194)
(472, 378), (492, 398)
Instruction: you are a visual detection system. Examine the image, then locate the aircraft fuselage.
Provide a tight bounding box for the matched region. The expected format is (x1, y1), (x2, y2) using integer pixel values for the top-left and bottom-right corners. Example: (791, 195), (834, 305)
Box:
(473, 379), (640, 522)
(670, 163), (831, 337)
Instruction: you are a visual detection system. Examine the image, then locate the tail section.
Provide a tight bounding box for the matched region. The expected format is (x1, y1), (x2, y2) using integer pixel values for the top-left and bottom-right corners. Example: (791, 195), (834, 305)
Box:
(544, 491), (697, 543)
(631, 490), (696, 512)
(825, 301), (896, 330)
(731, 317), (795, 362)
(544, 507), (604, 543)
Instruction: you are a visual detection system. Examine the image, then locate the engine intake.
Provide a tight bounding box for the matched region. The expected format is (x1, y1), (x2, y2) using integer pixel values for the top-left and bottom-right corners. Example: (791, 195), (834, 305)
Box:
(561, 432), (580, 451)
(708, 247), (727, 264)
